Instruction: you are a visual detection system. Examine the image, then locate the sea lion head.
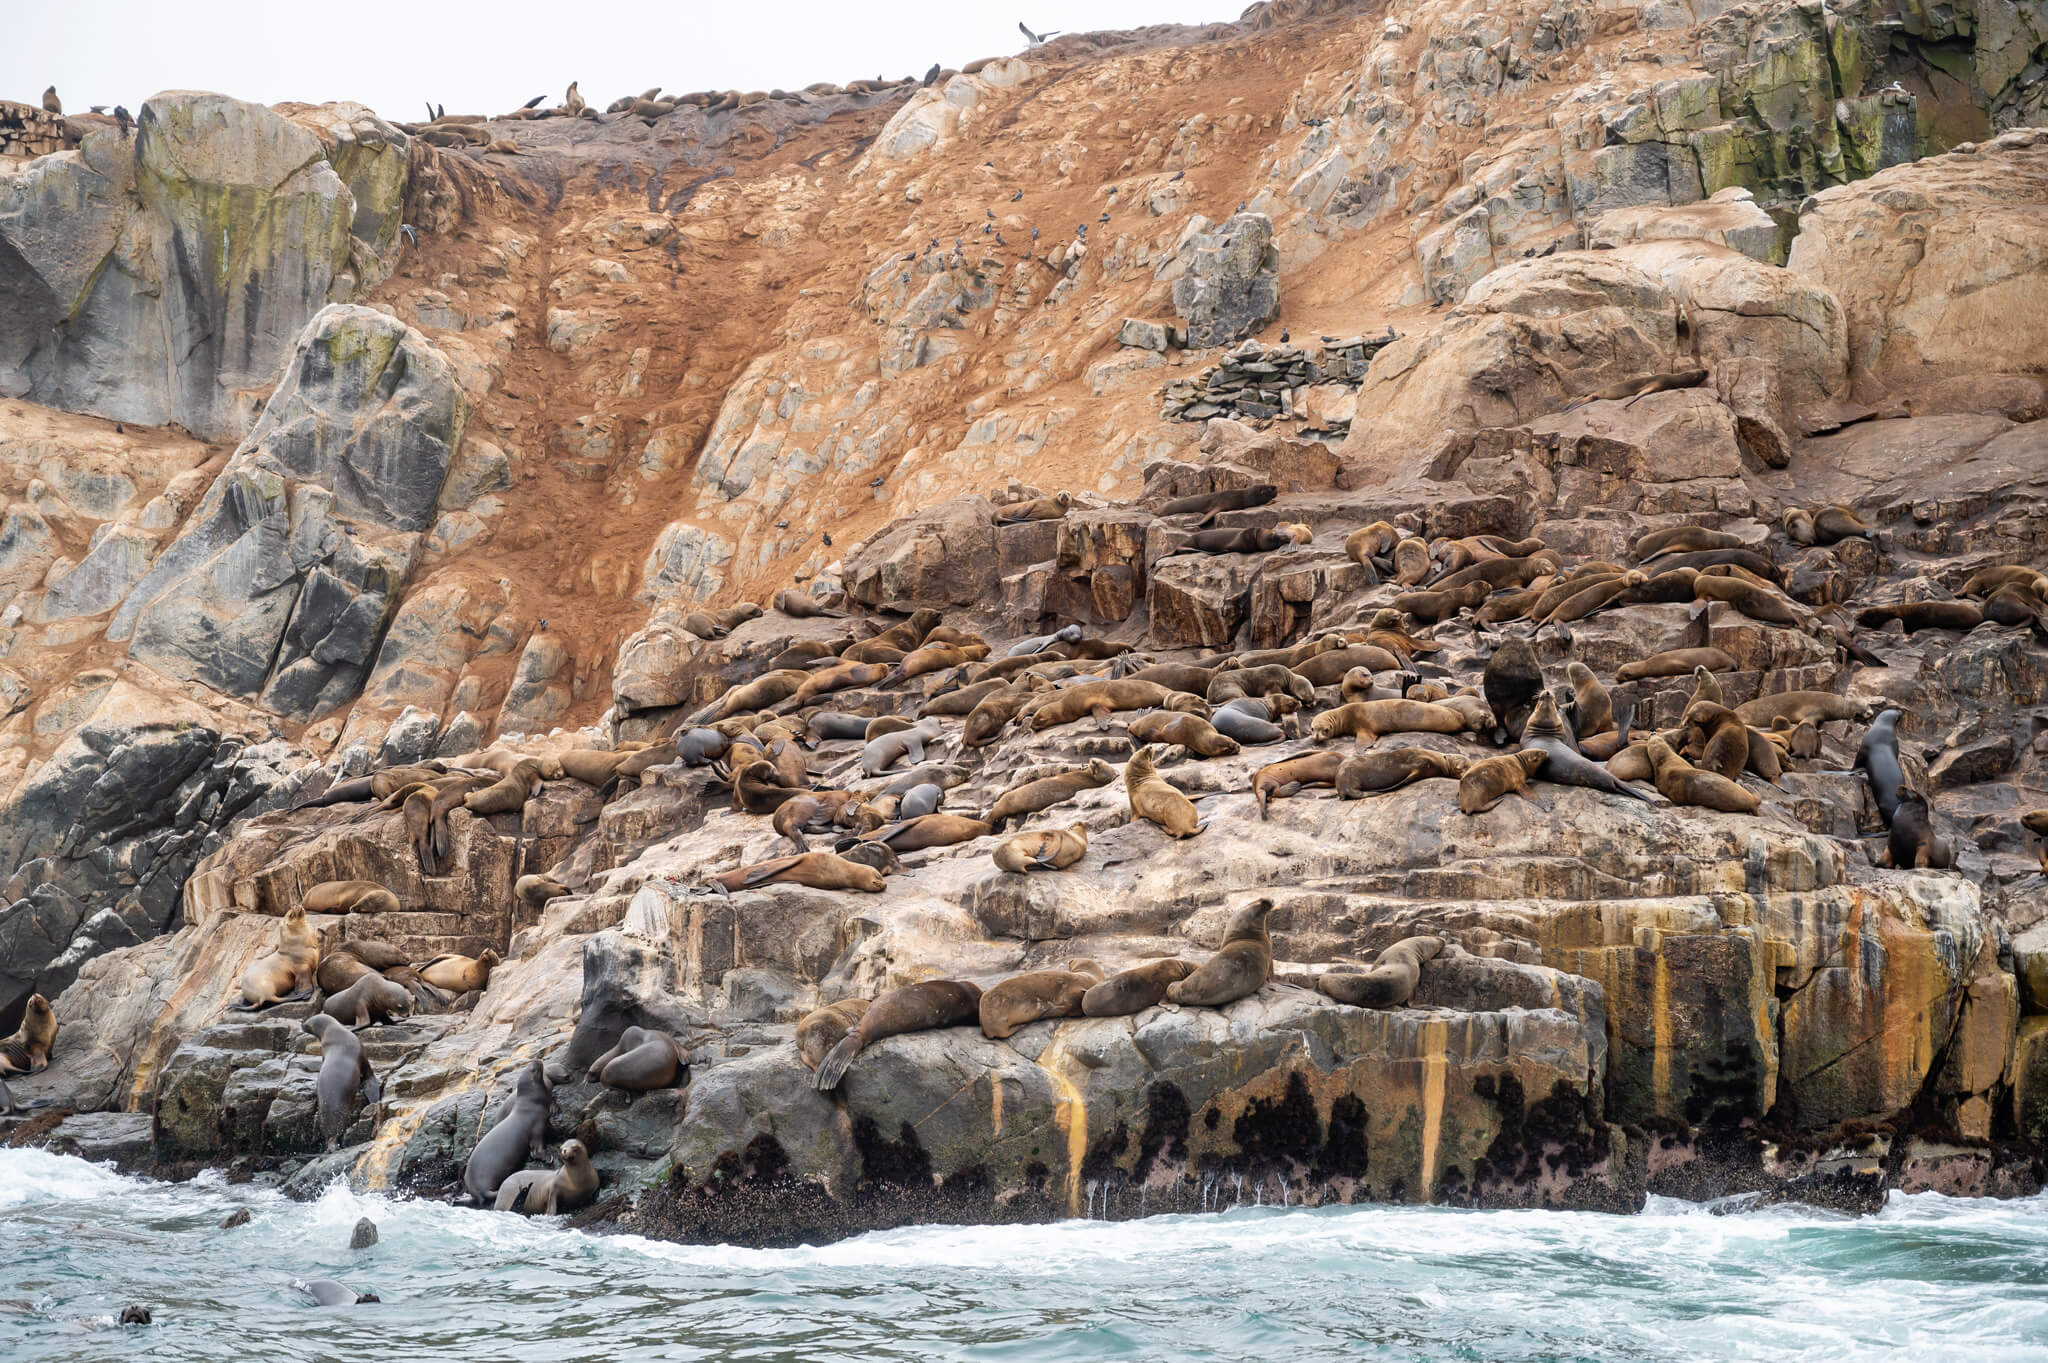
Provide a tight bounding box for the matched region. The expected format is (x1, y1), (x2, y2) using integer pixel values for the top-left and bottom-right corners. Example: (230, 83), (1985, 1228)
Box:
(478, 949), (503, 971)
(1222, 897), (1275, 943)
(516, 1058), (553, 1101)
(302, 1014), (343, 1044)
(23, 994), (54, 1031)
(839, 841), (902, 874)
(1086, 758), (1117, 784)
(1524, 691), (1565, 739)
(559, 1138), (591, 1168)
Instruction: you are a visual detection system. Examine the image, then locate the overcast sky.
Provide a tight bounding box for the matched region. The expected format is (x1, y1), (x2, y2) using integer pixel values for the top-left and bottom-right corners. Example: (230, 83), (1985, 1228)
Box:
(12, 0), (1224, 123)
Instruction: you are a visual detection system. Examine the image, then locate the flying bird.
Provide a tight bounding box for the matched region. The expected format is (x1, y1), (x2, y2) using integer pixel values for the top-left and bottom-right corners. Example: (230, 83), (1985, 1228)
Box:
(1018, 21), (1062, 46)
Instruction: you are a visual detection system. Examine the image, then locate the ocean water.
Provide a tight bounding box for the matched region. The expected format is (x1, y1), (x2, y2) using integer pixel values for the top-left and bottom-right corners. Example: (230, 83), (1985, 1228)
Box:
(3, 1149), (2046, 1362)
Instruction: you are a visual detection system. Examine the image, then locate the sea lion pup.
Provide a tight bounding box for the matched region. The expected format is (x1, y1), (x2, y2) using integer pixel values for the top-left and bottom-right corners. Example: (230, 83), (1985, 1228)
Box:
(1637, 525), (1748, 559)
(1682, 700), (1756, 780)
(1029, 679), (1204, 731)
(1565, 662), (1614, 737)
(992, 822), (1090, 872)
(1336, 747), (1469, 798)
(773, 790), (880, 850)
(1316, 936), (1444, 1008)
(1125, 745), (1204, 838)
(1166, 898), (1275, 1007)
(711, 851), (887, 893)
(1391, 536), (1432, 586)
(994, 491), (1073, 524)
(1645, 738), (1761, 814)
(585, 1027), (687, 1089)
(1311, 699), (1465, 746)
(1481, 637), (1544, 745)
(852, 812), (993, 852)
(1081, 958), (1198, 1016)
(298, 880), (402, 916)
(232, 905), (321, 1010)
(1521, 693), (1658, 802)
(462, 1060), (554, 1202)
(1253, 751), (1347, 818)
(1153, 484), (1278, 520)
(774, 587), (846, 618)
(1292, 644), (1403, 687)
(321, 973), (414, 1028)
(1886, 787), (1954, 869)
(813, 979), (984, 1091)
(415, 949), (501, 994)
(796, 998), (871, 1070)
(979, 961), (1105, 1039)
(495, 1138), (600, 1216)
(1457, 750), (1548, 814)
(986, 759), (1117, 827)
(0, 995), (56, 1076)
(1128, 711), (1240, 758)
(1856, 600), (1984, 632)
(861, 718), (942, 775)
(1732, 691), (1871, 728)
(303, 1015), (380, 1151)
(1614, 647), (1738, 682)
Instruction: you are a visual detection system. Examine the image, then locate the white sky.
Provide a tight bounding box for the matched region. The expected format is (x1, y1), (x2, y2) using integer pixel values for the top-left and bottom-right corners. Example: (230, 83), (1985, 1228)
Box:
(11, 0), (1226, 124)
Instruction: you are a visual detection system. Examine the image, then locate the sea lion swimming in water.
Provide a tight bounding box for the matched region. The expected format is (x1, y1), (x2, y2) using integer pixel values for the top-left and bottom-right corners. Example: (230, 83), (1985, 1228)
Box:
(495, 1138), (600, 1215)
(812, 980), (983, 1091)
(232, 905), (321, 1010)
(0, 994), (57, 1075)
(462, 1060), (554, 1203)
(293, 1278), (380, 1306)
(303, 1015), (380, 1151)
(1166, 898), (1274, 1008)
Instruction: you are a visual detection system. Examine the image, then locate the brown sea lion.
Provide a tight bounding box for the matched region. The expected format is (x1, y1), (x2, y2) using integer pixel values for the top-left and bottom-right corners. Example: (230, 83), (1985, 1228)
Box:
(1562, 368), (1708, 410)
(1812, 506), (1873, 545)
(1292, 645), (1403, 686)
(711, 852), (887, 893)
(994, 492), (1073, 524)
(840, 609), (942, 663)
(321, 972), (413, 1028)
(1615, 648), (1738, 683)
(1732, 691), (1871, 728)
(853, 813), (992, 852)
(992, 822), (1091, 872)
(302, 881), (401, 916)
(1128, 711), (1239, 758)
(1771, 715), (1822, 759)
(2020, 809), (2048, 873)
(1029, 680), (1204, 731)
(1340, 668), (1379, 705)
(1430, 552), (1561, 594)
(1856, 601), (1983, 632)
(1565, 663), (1614, 737)
(773, 588), (847, 618)
(986, 759), (1117, 826)
(1681, 701), (1752, 781)
(1127, 661), (1236, 694)
(813, 980), (984, 1090)
(1316, 936), (1444, 1007)
(1694, 573), (1800, 625)
(1126, 745), (1203, 837)
(1458, 751), (1548, 813)
(1336, 747), (1468, 798)
(516, 874), (573, 916)
(1081, 959), (1198, 1016)
(415, 950), (501, 993)
(919, 676), (1012, 718)
(234, 905), (321, 1010)
(1481, 637), (1543, 745)
(796, 999), (871, 1070)
(465, 761), (544, 814)
(586, 1027), (686, 1089)
(888, 643), (988, 685)
(316, 950), (376, 994)
(788, 661), (891, 708)
(1886, 787), (1954, 869)
(1166, 899), (1275, 1007)
(303, 1014), (379, 1151)
(728, 758), (805, 814)
(1253, 751), (1347, 818)
(1206, 664), (1313, 707)
(1645, 738), (1760, 813)
(773, 790), (882, 850)
(978, 961), (1105, 1039)
(1689, 665), (1726, 708)
(1960, 565), (2048, 599)
(1310, 699), (1465, 745)
(1392, 537), (1432, 586)
(1154, 484), (1279, 519)
(1637, 525), (1748, 558)
(494, 1138), (599, 1215)
(0, 995), (56, 1076)
(1345, 521), (1399, 567)
(1393, 581), (1489, 623)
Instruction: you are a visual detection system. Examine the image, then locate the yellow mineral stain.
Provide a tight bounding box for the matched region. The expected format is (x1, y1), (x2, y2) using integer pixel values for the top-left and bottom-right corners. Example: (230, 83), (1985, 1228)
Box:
(1417, 1018), (1449, 1198)
(1034, 1040), (1088, 1218)
(1652, 952), (1672, 1116)
(990, 1071), (1005, 1138)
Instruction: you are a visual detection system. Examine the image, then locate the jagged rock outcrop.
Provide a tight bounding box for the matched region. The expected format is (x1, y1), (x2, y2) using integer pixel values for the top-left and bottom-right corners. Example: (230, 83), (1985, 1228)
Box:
(1171, 211), (1282, 347)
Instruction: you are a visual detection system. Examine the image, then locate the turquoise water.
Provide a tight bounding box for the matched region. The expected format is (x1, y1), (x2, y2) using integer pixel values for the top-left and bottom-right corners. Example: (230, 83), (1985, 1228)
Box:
(3, 1149), (2047, 1361)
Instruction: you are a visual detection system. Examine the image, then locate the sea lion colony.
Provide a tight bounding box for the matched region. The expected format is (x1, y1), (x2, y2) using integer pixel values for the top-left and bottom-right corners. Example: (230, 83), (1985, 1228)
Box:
(18, 486), (2033, 1217)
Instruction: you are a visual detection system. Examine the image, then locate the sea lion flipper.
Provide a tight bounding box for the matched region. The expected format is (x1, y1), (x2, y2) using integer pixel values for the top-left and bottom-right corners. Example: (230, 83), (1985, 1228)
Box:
(814, 1034), (859, 1091)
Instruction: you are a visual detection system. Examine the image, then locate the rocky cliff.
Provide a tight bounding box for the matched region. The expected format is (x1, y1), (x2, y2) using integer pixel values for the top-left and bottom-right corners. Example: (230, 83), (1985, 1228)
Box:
(2, 0), (2046, 1238)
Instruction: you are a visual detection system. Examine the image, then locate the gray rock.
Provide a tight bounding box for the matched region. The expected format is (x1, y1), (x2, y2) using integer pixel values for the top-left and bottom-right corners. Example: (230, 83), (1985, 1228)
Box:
(1171, 213), (1281, 348)
(1118, 318), (1170, 351)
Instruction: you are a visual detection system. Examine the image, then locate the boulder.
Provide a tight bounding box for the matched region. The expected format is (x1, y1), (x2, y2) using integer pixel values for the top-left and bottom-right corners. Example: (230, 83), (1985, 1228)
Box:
(1171, 212), (1282, 348)
(843, 495), (999, 610)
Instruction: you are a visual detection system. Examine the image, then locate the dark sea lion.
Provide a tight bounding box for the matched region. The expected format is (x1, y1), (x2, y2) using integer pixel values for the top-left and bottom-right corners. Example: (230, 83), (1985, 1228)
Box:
(773, 640), (842, 669)
(879, 763), (970, 797)
(1521, 694), (1656, 802)
(796, 999), (871, 1069)
(979, 961), (1105, 1039)
(992, 822), (1090, 872)
(233, 905), (321, 1010)
(495, 1138), (600, 1215)
(1614, 647), (1737, 682)
(1316, 936), (1444, 1008)
(462, 1060), (554, 1202)
(1642, 548), (1780, 584)
(837, 841), (904, 875)
(1154, 484), (1277, 518)
(2019, 810), (2048, 873)
(987, 760), (1116, 826)
(1636, 525), (1747, 558)
(1482, 637), (1543, 744)
(1812, 506), (1873, 544)
(302, 881), (402, 916)
(898, 783), (944, 819)
(1166, 899), (1275, 1007)
(1128, 710), (1239, 757)
(854, 813), (992, 852)
(813, 980), (984, 1090)
(1310, 699), (1465, 745)
(586, 1027), (686, 1089)
(1166, 525), (1305, 556)
(1565, 662), (1613, 736)
(1458, 750), (1548, 813)
(1253, 751), (1347, 818)
(1850, 708), (1907, 824)
(1211, 697), (1288, 744)
(774, 588), (847, 618)
(303, 1015), (380, 1151)
(1857, 601), (1984, 632)
(1960, 565), (2048, 599)
(711, 852), (887, 893)
(1126, 745), (1203, 837)
(1681, 700), (1753, 781)
(1335, 747), (1468, 798)
(1207, 664), (1313, 707)
(0, 994), (56, 1075)
(1081, 959), (1198, 1016)
(862, 719), (943, 774)
(1645, 738), (1760, 813)
(321, 973), (413, 1028)
(316, 950), (376, 994)
(416, 950), (500, 994)
(1886, 788), (1954, 869)
(350, 1218), (377, 1250)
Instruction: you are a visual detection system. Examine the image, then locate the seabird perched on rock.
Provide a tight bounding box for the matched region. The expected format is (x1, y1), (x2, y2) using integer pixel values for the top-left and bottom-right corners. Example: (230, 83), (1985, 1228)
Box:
(42, 86), (61, 114)
(1010, 189), (1022, 201)
(1018, 21), (1062, 46)
(114, 105), (132, 137)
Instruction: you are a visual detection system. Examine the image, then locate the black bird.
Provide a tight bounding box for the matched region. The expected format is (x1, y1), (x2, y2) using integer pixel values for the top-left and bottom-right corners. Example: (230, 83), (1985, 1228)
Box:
(823, 532), (833, 546)
(902, 252), (916, 262)
(1170, 170), (1184, 181)
(923, 63), (941, 86)
(929, 237), (940, 251)
(1237, 200), (1247, 212)
(538, 618), (549, 632)
(1098, 213), (1109, 223)
(995, 233), (1007, 246)
(1010, 189), (1022, 201)
(954, 236), (963, 251)
(983, 223), (992, 234)
(776, 519), (790, 529)
(1280, 329), (1289, 343)
(114, 106), (132, 137)
(987, 208), (995, 219)
(1031, 228), (1039, 241)
(869, 476), (884, 488)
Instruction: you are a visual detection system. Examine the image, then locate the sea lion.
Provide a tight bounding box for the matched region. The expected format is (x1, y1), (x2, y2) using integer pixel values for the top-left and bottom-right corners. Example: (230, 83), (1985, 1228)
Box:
(698, 669), (810, 723)
(992, 822), (1090, 872)
(1645, 738), (1760, 813)
(302, 881), (402, 916)
(516, 874), (572, 916)
(861, 719), (942, 774)
(1253, 751), (1347, 818)
(897, 783), (943, 819)
(461, 1059), (554, 1202)
(1125, 745), (1203, 837)
(986, 759), (1117, 826)
(1482, 638), (1544, 745)
(1292, 645), (1403, 687)
(293, 1279), (379, 1306)
(1648, 548), (1781, 583)
(1030, 680), (1205, 730)
(773, 639), (843, 669)
(1393, 581), (1488, 623)
(1335, 747), (1469, 798)
(863, 715), (916, 741)
(1345, 521), (1399, 568)
(415, 950), (500, 993)
(787, 660), (891, 708)
(1458, 750), (1548, 813)
(1886, 787), (1954, 869)
(711, 852), (887, 893)
(796, 998), (871, 1070)
(1614, 648), (1738, 682)
(1165, 525), (1304, 556)
(1961, 565), (2048, 599)
(774, 587), (846, 618)
(728, 758), (805, 814)
(1851, 708), (1907, 824)
(978, 961), (1105, 1039)
(1734, 691), (1871, 728)
(994, 491), (1073, 524)
(1128, 711), (1239, 758)
(1542, 572), (1646, 624)
(1081, 959), (1198, 1016)
(1206, 664), (1313, 708)
(0, 994), (56, 1075)
(854, 813), (993, 852)
(1392, 537), (1432, 585)
(1637, 525), (1748, 558)
(1689, 665), (1726, 708)
(1521, 694), (1657, 802)
(879, 763), (970, 797)
(234, 905), (321, 1010)
(2020, 810), (2048, 873)
(674, 728), (731, 765)
(1771, 715), (1822, 759)
(1694, 574), (1800, 625)
(1811, 506), (1873, 544)
(1126, 661), (1233, 694)
(1166, 899), (1275, 1007)
(1315, 936), (1443, 1008)
(1154, 484), (1278, 519)
(1562, 368), (1709, 410)
(841, 609), (942, 663)
(1310, 699), (1465, 745)
(1565, 663), (1613, 737)
(585, 1027), (686, 1089)
(494, 1138), (599, 1215)
(1211, 697), (1288, 744)
(1430, 552), (1561, 594)
(1681, 700), (1754, 781)
(918, 676), (1011, 719)
(813, 980), (984, 1090)
(464, 760), (544, 815)
(316, 950), (376, 994)
(302, 1015), (380, 1151)
(321, 973), (413, 1028)
(1004, 623), (1084, 658)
